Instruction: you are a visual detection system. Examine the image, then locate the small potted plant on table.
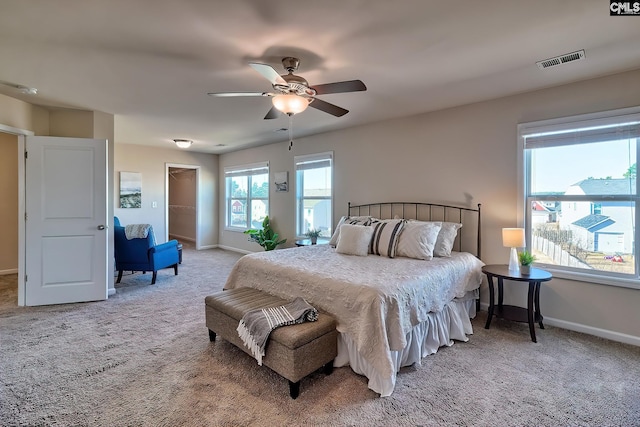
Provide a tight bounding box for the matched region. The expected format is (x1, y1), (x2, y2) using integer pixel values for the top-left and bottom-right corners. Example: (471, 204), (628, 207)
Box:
(304, 228), (322, 245)
(518, 250), (536, 275)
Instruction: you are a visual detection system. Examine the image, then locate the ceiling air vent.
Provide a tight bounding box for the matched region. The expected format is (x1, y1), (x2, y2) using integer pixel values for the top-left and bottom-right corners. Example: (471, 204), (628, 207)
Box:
(536, 50), (585, 70)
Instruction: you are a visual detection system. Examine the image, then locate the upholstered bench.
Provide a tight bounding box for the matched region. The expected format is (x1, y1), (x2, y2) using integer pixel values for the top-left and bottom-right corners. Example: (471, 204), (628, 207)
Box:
(204, 287), (338, 399)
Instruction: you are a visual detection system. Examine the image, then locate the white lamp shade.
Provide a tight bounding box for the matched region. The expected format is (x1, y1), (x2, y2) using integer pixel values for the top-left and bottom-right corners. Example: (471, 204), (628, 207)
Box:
(502, 228), (525, 248)
(272, 94), (309, 115)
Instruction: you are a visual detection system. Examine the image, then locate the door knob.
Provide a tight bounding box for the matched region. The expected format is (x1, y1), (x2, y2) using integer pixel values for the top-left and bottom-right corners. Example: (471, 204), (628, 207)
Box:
(97, 225), (106, 230)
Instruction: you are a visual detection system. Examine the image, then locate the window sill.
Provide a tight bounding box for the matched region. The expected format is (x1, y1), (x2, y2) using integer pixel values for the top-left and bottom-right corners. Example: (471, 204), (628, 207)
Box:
(224, 226), (250, 233)
(536, 264), (640, 290)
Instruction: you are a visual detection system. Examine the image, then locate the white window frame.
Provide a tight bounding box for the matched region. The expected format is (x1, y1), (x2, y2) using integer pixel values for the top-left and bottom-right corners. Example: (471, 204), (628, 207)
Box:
(518, 106), (640, 290)
(294, 152), (333, 238)
(224, 161), (269, 232)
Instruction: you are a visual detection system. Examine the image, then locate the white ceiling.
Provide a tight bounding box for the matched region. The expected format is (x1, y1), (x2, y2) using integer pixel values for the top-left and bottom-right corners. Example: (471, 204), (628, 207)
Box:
(1, 0), (639, 154)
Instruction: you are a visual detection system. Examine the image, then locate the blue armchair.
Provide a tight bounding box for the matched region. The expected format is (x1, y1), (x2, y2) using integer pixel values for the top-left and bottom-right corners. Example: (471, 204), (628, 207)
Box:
(114, 217), (180, 285)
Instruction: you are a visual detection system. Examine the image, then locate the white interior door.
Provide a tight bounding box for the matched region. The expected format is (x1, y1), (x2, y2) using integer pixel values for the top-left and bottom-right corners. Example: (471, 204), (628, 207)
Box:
(25, 136), (108, 306)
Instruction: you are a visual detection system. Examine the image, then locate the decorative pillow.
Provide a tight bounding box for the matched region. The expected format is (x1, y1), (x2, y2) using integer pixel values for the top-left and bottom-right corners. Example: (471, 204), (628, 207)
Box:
(345, 216), (374, 225)
(368, 219), (405, 258)
(433, 222), (463, 257)
(335, 224), (374, 256)
(396, 221), (442, 260)
(329, 215), (372, 247)
(328, 216), (347, 247)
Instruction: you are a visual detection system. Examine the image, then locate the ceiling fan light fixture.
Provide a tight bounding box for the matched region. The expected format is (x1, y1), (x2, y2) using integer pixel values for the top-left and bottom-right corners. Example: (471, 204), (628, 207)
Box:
(173, 139), (193, 149)
(272, 94), (309, 115)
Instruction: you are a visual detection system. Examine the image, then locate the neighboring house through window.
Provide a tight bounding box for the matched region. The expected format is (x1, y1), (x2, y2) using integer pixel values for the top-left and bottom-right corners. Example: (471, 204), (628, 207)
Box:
(224, 162), (269, 230)
(295, 152), (333, 238)
(518, 107), (640, 288)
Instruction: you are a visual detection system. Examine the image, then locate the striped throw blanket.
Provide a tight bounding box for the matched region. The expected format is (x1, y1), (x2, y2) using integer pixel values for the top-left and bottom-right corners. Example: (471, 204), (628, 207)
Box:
(124, 224), (152, 240)
(237, 297), (318, 366)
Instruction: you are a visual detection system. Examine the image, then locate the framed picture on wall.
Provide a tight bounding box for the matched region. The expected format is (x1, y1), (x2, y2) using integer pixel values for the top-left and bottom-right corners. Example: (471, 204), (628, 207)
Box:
(275, 171), (288, 192)
(120, 171), (142, 208)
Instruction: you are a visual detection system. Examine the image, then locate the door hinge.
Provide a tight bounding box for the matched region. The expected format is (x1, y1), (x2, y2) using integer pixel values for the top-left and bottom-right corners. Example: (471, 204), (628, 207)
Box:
(24, 151), (28, 159)
(25, 274), (27, 282)
(24, 212), (27, 221)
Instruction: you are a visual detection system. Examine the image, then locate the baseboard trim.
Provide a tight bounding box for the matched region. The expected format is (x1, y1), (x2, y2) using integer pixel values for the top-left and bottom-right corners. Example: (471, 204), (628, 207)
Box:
(108, 287), (116, 296)
(0, 268), (18, 275)
(216, 245), (253, 255)
(478, 302), (639, 347)
(168, 234), (195, 243)
(543, 317), (640, 347)
(197, 244), (218, 250)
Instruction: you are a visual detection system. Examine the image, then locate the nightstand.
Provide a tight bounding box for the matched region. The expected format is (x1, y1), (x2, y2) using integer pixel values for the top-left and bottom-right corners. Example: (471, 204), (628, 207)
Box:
(294, 239), (329, 247)
(482, 264), (552, 343)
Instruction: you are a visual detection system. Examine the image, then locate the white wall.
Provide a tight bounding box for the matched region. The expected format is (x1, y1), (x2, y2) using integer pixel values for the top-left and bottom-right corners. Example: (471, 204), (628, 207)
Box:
(114, 144), (218, 248)
(219, 68), (640, 343)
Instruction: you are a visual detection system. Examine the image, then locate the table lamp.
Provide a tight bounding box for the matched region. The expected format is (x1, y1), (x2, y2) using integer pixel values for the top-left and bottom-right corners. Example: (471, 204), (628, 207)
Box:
(502, 228), (525, 274)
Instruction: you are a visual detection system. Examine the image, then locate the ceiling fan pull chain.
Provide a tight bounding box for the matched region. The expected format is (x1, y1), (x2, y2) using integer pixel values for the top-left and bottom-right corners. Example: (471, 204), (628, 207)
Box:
(288, 113), (294, 151)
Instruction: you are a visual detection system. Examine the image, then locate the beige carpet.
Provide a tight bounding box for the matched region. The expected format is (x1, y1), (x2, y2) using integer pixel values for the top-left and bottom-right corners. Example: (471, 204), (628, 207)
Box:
(1, 244), (639, 426)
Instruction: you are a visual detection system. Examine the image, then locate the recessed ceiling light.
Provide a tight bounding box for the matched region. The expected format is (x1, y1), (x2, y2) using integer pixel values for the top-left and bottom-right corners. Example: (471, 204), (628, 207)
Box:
(173, 139), (193, 148)
(18, 85), (37, 95)
(0, 80), (38, 95)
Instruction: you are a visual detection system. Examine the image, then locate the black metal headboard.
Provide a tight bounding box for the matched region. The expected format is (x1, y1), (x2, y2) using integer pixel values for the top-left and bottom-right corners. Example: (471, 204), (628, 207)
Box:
(347, 202), (482, 259)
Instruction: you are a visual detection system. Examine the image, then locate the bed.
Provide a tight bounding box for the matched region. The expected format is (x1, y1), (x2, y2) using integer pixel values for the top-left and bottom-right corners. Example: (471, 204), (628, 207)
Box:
(224, 202), (484, 397)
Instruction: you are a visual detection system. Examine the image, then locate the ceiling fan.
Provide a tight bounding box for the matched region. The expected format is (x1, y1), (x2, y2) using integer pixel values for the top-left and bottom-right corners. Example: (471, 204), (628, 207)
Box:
(208, 57), (367, 119)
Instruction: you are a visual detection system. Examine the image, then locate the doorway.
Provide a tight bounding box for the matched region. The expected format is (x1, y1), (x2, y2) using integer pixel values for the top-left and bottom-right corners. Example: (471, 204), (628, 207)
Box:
(0, 124), (31, 305)
(0, 132), (18, 276)
(166, 164), (199, 248)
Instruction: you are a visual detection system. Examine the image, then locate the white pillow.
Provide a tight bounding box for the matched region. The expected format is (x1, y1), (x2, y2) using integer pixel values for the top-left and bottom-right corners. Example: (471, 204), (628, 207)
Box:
(336, 224), (374, 256)
(396, 221), (442, 260)
(433, 222), (462, 257)
(369, 219), (405, 258)
(329, 216), (347, 247)
(329, 216), (372, 247)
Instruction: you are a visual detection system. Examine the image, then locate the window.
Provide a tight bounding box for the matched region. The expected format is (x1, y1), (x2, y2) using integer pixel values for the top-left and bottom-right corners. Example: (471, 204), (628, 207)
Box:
(295, 152), (333, 237)
(224, 162), (269, 231)
(519, 107), (640, 288)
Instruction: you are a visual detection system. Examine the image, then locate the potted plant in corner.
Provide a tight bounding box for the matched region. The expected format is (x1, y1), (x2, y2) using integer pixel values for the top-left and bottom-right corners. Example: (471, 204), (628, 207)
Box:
(304, 228), (322, 245)
(518, 250), (536, 275)
(244, 216), (287, 251)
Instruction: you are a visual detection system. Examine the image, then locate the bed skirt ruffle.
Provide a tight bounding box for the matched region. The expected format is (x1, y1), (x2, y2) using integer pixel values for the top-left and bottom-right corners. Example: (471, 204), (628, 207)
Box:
(334, 290), (478, 397)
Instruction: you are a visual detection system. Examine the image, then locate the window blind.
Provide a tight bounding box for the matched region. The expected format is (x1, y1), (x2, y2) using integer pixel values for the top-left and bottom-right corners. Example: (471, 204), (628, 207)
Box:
(295, 152), (332, 171)
(524, 122), (640, 149)
(224, 161), (269, 177)
(522, 111), (640, 149)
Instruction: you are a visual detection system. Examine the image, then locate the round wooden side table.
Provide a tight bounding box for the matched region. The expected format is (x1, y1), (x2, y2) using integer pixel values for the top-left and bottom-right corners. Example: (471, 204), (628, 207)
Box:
(482, 264), (552, 342)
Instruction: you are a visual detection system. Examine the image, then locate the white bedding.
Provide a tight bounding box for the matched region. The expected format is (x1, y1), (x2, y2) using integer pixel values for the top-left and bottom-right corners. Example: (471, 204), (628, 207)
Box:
(223, 244), (484, 396)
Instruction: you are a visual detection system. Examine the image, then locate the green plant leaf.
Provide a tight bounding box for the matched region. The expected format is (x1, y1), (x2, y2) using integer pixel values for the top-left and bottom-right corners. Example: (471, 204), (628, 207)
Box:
(518, 250), (536, 266)
(243, 215), (286, 251)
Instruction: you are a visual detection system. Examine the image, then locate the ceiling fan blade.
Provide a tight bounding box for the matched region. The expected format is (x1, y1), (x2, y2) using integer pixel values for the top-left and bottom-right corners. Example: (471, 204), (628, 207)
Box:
(311, 80), (367, 95)
(207, 92), (273, 97)
(308, 98), (349, 117)
(264, 106), (281, 120)
(249, 63), (288, 86)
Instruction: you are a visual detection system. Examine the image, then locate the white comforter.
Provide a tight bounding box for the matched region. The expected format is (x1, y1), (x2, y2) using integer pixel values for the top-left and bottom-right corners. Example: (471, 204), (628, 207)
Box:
(224, 245), (484, 389)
